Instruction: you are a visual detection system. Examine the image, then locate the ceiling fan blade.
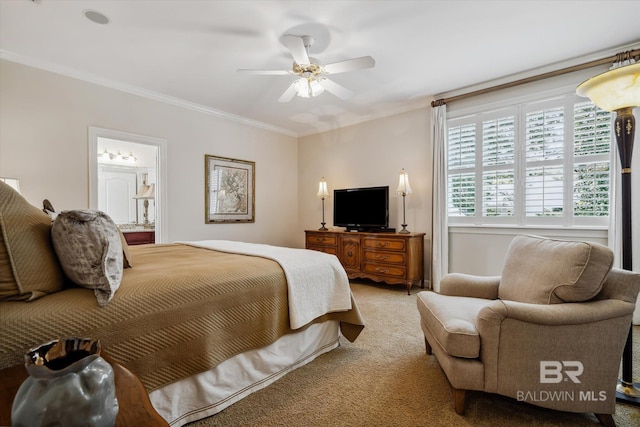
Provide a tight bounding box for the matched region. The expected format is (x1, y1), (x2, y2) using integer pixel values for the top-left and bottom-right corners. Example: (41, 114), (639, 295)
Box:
(317, 78), (353, 100)
(323, 56), (375, 74)
(237, 69), (291, 75)
(278, 82), (298, 103)
(282, 35), (310, 66)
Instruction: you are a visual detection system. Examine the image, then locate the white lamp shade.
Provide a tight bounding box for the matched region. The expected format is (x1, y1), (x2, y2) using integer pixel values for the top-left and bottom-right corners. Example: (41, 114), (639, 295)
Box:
(396, 169), (412, 195)
(317, 178), (329, 198)
(0, 177), (20, 194)
(577, 62), (640, 111)
(134, 183), (155, 199)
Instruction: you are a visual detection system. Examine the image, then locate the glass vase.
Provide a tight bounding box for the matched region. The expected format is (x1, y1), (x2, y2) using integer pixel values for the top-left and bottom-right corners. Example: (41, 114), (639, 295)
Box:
(11, 337), (119, 427)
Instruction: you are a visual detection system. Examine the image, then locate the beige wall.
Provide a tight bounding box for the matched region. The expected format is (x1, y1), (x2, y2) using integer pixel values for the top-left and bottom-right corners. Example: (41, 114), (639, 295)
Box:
(1, 59), (623, 290)
(448, 228), (609, 277)
(0, 60), (300, 247)
(297, 108), (433, 284)
(295, 102), (611, 284)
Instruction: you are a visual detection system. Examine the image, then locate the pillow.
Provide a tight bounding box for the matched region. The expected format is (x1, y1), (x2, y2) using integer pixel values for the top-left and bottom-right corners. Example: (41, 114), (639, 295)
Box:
(499, 234), (614, 304)
(51, 209), (123, 306)
(0, 181), (64, 301)
(43, 199), (132, 269)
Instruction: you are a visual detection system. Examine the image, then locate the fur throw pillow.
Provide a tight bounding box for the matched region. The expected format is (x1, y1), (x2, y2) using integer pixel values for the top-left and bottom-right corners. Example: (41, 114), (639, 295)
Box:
(51, 209), (123, 306)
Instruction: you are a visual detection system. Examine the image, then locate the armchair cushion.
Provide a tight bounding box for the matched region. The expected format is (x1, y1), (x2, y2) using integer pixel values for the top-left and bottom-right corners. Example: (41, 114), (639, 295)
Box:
(498, 235), (613, 304)
(417, 292), (495, 358)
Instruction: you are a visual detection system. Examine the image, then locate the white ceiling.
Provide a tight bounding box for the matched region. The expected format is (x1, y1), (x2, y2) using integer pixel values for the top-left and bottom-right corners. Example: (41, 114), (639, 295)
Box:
(1, 1), (639, 137)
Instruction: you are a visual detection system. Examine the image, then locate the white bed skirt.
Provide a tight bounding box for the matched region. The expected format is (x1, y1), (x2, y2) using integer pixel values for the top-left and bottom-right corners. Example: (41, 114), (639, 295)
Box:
(149, 320), (341, 426)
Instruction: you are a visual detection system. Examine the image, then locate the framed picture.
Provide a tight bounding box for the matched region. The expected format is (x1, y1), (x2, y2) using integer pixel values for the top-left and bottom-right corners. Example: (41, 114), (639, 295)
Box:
(205, 155), (255, 223)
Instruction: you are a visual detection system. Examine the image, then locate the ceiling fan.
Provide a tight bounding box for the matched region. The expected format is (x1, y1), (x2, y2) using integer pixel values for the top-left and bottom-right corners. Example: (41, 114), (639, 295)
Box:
(237, 35), (375, 102)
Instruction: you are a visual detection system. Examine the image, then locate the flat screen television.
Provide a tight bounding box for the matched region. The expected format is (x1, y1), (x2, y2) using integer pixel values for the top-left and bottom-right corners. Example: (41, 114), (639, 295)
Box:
(333, 186), (390, 232)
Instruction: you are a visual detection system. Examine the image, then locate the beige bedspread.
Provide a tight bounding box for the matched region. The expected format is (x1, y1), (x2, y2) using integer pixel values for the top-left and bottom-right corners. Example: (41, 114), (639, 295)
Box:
(0, 244), (364, 391)
(180, 240), (353, 329)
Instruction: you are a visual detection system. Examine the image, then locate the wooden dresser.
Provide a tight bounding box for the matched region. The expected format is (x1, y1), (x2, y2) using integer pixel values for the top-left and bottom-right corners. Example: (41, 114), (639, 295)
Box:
(305, 230), (426, 294)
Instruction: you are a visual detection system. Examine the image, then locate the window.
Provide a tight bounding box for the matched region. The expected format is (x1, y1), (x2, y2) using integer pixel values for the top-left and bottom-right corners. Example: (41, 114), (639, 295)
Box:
(447, 94), (612, 226)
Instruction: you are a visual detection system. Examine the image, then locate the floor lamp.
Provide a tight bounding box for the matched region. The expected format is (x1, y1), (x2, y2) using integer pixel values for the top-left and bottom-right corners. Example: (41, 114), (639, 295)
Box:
(577, 52), (640, 405)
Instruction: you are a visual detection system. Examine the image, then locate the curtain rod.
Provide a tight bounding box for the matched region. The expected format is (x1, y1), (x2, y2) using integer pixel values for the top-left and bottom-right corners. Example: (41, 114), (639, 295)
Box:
(431, 48), (640, 107)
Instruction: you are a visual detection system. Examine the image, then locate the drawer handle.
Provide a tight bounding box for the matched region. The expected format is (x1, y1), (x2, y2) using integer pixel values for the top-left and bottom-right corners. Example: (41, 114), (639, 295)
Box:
(375, 267), (390, 273)
(377, 242), (390, 247)
(347, 250), (353, 257)
(375, 255), (390, 261)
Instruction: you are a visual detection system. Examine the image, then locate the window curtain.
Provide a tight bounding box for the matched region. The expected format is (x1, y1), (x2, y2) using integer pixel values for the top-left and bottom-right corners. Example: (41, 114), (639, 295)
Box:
(608, 106), (640, 324)
(431, 104), (448, 292)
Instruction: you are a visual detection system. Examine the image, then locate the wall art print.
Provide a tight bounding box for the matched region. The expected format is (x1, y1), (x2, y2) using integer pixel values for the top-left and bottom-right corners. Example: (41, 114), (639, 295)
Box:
(205, 155), (255, 223)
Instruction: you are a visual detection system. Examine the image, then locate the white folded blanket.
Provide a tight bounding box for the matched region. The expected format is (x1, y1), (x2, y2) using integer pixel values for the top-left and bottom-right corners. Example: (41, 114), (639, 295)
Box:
(179, 240), (352, 329)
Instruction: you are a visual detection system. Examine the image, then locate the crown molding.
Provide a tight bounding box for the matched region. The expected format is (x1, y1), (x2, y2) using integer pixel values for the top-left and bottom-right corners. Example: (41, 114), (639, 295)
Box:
(0, 49), (298, 138)
(297, 97), (429, 137)
(1, 49), (431, 139)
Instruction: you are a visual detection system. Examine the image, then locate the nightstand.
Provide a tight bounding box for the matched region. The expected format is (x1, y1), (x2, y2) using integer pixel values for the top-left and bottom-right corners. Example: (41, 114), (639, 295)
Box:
(122, 230), (155, 245)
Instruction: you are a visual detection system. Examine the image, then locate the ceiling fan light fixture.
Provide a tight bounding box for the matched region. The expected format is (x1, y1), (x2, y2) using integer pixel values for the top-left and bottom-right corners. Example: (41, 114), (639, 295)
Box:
(311, 79), (326, 97)
(294, 78), (325, 98)
(241, 34), (374, 102)
(293, 79), (308, 98)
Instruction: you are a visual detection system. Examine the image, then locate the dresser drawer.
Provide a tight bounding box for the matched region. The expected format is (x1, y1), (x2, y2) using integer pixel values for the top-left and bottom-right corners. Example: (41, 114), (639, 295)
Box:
(363, 250), (405, 265)
(363, 238), (405, 251)
(306, 234), (338, 246)
(363, 263), (406, 278)
(307, 245), (337, 256)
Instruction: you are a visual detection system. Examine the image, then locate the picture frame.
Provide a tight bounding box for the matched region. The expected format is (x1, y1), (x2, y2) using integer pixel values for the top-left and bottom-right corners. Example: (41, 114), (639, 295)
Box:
(205, 155), (255, 223)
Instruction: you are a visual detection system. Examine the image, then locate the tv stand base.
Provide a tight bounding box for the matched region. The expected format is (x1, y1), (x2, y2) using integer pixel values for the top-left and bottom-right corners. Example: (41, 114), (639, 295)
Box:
(346, 227), (396, 233)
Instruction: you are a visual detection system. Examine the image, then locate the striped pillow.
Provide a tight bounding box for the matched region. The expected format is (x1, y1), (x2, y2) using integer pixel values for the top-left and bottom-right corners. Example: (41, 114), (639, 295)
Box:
(0, 181), (64, 301)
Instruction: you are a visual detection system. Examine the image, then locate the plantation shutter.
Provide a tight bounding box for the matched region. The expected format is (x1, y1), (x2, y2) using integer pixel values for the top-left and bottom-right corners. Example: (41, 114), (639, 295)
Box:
(573, 101), (612, 218)
(447, 123), (476, 217)
(524, 105), (564, 217)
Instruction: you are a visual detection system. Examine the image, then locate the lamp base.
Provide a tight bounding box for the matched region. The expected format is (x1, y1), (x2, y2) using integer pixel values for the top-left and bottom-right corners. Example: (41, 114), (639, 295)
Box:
(318, 222), (328, 231)
(616, 380), (640, 406)
(398, 224), (410, 234)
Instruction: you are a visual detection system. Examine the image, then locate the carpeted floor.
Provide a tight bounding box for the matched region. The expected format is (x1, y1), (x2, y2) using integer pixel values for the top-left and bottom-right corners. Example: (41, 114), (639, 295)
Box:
(187, 281), (640, 427)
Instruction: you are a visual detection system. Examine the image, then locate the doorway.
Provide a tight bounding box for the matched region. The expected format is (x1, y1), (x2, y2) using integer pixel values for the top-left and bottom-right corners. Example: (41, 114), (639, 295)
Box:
(88, 127), (167, 243)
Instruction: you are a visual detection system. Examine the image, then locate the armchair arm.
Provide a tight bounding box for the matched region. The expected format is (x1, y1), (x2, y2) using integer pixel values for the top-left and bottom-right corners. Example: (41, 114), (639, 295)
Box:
(480, 298), (635, 326)
(476, 297), (635, 411)
(440, 273), (500, 299)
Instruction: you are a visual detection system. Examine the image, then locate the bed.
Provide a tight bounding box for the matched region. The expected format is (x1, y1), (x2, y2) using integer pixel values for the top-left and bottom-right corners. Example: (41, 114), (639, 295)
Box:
(0, 181), (364, 426)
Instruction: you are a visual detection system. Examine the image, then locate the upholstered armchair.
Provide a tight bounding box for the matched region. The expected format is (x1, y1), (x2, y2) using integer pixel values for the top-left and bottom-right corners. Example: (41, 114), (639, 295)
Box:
(417, 234), (640, 426)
